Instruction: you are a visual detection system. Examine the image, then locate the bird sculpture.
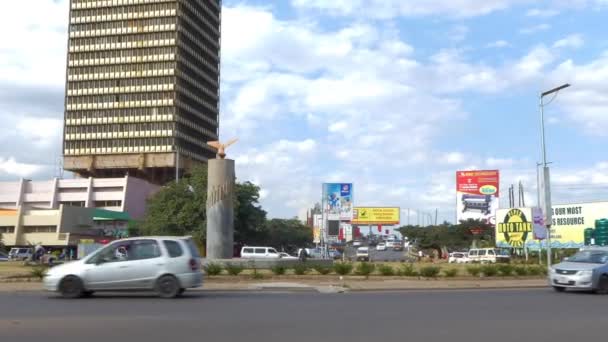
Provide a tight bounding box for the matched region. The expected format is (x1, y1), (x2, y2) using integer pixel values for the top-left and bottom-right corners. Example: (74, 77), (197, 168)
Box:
(207, 138), (238, 159)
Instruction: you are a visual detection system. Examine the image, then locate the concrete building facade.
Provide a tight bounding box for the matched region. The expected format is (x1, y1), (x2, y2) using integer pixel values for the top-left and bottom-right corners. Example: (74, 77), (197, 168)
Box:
(0, 176), (159, 219)
(0, 206), (128, 247)
(63, 0), (222, 184)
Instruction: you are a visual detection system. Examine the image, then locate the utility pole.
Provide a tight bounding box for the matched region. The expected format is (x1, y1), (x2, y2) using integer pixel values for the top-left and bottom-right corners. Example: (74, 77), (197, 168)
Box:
(539, 83), (571, 268)
(435, 208), (438, 226)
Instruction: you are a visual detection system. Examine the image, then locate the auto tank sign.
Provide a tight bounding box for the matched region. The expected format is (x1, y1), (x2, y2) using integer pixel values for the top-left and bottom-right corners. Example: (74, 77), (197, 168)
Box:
(497, 209), (533, 247)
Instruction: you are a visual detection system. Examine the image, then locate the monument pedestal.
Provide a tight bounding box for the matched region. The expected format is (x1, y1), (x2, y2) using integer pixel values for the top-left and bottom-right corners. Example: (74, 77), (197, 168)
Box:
(206, 158), (235, 259)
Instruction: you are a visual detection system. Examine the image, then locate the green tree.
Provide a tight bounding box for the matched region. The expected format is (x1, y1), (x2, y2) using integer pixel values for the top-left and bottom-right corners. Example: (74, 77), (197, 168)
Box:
(234, 181), (267, 244)
(397, 219), (494, 252)
(263, 218), (313, 252)
(140, 166), (208, 243)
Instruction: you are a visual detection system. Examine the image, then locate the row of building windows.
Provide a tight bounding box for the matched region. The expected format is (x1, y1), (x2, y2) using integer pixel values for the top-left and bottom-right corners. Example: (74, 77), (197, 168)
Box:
(69, 61), (175, 77)
(72, 0), (175, 10)
(94, 200), (122, 207)
(66, 122), (173, 134)
(72, 3), (178, 24)
(68, 91), (173, 103)
(69, 33), (176, 53)
(24, 226), (56, 233)
(65, 138), (174, 155)
(70, 17), (176, 37)
(0, 226), (14, 234)
(69, 46), (175, 67)
(67, 76), (175, 96)
(65, 107), (174, 123)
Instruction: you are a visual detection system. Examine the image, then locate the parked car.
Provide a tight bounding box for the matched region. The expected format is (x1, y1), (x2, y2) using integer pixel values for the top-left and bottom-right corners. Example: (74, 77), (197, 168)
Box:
(0, 251), (8, 262)
(448, 252), (469, 264)
(8, 247), (33, 261)
(329, 249), (342, 260)
(43, 236), (202, 298)
(468, 248), (510, 264)
(550, 246), (608, 293)
(241, 246), (281, 259)
(376, 242), (387, 251)
(278, 252), (297, 260)
(353, 240), (363, 247)
(356, 247), (370, 262)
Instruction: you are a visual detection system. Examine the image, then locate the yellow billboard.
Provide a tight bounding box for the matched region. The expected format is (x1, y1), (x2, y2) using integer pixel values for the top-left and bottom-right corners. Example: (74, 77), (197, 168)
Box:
(496, 202), (608, 249)
(351, 207), (400, 225)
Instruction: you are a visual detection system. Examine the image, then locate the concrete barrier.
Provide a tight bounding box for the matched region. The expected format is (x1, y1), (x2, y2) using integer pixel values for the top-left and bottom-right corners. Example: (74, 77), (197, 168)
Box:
(202, 258), (334, 269)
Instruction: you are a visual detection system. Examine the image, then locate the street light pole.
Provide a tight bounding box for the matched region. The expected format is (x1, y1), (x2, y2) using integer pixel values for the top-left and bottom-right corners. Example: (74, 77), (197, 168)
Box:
(539, 83), (570, 269)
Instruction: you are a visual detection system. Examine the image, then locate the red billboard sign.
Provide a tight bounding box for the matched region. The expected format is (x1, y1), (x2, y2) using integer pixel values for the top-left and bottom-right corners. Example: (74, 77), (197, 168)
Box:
(456, 170), (500, 224)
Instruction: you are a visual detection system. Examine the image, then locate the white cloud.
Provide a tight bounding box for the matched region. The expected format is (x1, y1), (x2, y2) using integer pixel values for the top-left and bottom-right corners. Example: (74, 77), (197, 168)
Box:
(291, 0), (527, 18)
(0, 157), (46, 178)
(443, 152), (466, 164)
(553, 34), (585, 49)
(486, 158), (515, 168)
(519, 23), (551, 34)
(548, 53), (608, 135)
(526, 8), (560, 17)
(16, 117), (63, 148)
(487, 40), (511, 48)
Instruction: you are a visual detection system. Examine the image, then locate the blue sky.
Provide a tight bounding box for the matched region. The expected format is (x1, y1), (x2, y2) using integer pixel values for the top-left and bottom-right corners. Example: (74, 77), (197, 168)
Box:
(0, 0), (607, 223)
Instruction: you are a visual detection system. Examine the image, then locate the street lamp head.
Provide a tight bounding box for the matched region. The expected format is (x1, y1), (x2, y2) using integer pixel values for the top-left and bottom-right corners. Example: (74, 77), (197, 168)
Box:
(541, 83), (571, 98)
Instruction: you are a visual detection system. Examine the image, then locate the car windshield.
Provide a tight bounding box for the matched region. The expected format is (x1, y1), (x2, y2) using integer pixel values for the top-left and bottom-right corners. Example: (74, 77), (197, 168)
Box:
(568, 250), (608, 264)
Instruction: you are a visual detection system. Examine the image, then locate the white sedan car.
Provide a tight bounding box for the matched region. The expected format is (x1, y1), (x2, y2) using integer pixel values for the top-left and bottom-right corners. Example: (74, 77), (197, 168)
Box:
(448, 252), (469, 264)
(376, 242), (387, 251)
(279, 252), (298, 260)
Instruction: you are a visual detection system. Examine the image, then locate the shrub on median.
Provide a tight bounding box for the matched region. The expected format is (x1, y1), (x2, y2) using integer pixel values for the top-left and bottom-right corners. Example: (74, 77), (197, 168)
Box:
(30, 266), (48, 280)
(419, 266), (441, 278)
(480, 265), (498, 277)
(204, 263), (223, 276)
(293, 263), (310, 275)
(400, 263), (419, 277)
(443, 269), (458, 278)
(333, 262), (353, 275)
(313, 264), (333, 275)
(466, 266), (481, 277)
(271, 265), (287, 275)
(514, 266), (528, 276)
(378, 264), (396, 276)
(497, 264), (514, 276)
(355, 262), (375, 278)
(526, 266), (545, 276)
(225, 263), (244, 276)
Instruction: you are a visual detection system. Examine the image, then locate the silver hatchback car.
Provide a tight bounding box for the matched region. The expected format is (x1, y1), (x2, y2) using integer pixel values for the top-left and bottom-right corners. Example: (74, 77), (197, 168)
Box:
(549, 246), (608, 293)
(43, 236), (203, 298)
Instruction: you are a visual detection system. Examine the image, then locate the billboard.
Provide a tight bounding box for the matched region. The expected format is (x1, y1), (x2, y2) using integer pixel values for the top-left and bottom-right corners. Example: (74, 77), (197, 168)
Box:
(496, 201), (608, 249)
(456, 170), (500, 224)
(351, 207), (400, 225)
(322, 183), (353, 220)
(313, 214), (322, 243)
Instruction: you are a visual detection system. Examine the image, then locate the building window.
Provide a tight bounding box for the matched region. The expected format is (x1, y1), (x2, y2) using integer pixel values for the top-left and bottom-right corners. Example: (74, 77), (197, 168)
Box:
(23, 226), (56, 233)
(0, 226), (15, 233)
(94, 200), (122, 207)
(60, 201), (86, 207)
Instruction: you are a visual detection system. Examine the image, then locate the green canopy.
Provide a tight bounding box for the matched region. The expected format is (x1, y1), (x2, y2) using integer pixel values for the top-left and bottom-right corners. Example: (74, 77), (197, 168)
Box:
(93, 208), (131, 221)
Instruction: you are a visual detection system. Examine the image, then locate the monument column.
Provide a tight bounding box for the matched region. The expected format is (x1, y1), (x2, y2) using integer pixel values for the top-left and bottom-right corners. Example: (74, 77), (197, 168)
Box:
(206, 139), (237, 259)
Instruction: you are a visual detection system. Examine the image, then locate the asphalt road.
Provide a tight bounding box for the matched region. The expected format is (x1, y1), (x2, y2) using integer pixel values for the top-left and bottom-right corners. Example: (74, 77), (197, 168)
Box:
(1, 288), (606, 341)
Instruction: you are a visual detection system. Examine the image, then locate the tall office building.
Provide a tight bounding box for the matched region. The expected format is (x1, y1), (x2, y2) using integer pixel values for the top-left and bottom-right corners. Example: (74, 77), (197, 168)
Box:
(63, 0), (221, 184)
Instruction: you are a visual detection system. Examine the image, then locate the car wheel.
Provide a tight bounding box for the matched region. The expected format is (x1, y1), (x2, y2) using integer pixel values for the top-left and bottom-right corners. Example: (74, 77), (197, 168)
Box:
(59, 276), (85, 299)
(552, 286), (566, 293)
(155, 275), (180, 298)
(593, 275), (608, 295)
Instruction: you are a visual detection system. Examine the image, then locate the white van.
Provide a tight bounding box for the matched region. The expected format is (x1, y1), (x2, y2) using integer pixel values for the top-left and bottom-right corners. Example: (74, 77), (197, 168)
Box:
(240, 246), (281, 259)
(468, 248), (510, 264)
